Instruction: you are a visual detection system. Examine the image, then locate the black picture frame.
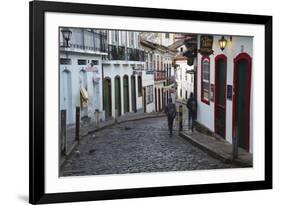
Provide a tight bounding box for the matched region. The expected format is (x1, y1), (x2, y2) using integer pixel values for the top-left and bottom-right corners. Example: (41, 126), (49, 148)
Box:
(29, 1), (272, 204)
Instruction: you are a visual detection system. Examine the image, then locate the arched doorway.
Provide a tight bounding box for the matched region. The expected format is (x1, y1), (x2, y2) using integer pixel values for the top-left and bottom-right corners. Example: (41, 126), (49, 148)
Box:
(232, 53), (252, 151)
(79, 70), (88, 118)
(215, 54), (227, 139)
(62, 70), (73, 124)
(155, 87), (157, 112)
(123, 75), (129, 113)
(103, 78), (112, 119)
(114, 76), (121, 116)
(162, 88), (165, 109)
(131, 75), (137, 112)
(158, 88), (161, 111)
(142, 87), (146, 113)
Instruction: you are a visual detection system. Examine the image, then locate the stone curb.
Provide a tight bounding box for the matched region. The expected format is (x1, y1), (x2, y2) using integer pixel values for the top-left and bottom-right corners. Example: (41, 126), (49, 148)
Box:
(60, 113), (166, 169)
(179, 132), (252, 167)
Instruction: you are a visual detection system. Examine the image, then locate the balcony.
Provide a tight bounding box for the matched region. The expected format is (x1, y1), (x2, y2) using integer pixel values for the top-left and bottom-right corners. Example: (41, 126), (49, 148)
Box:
(60, 42), (108, 54)
(107, 45), (126, 60)
(60, 31), (108, 54)
(106, 45), (145, 61)
(127, 47), (145, 61)
(154, 70), (167, 81)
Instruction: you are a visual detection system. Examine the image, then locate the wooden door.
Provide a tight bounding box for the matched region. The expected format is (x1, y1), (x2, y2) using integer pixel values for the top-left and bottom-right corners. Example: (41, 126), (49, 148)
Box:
(142, 88), (146, 113)
(158, 88), (161, 111)
(114, 76), (121, 116)
(233, 53), (252, 151)
(103, 78), (112, 119)
(215, 55), (227, 139)
(131, 75), (136, 112)
(123, 75), (129, 113)
(155, 87), (157, 112)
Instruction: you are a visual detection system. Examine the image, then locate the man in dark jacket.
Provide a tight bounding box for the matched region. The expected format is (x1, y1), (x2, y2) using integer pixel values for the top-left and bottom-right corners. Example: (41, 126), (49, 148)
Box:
(187, 92), (197, 132)
(165, 97), (177, 136)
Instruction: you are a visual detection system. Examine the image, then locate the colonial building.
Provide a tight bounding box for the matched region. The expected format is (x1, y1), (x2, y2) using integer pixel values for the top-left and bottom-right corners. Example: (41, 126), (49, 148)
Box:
(102, 30), (147, 119)
(141, 43), (155, 113)
(101, 30), (145, 119)
(195, 35), (253, 153)
(59, 28), (107, 125)
(140, 39), (176, 112)
(169, 39), (195, 102)
(60, 28), (150, 126)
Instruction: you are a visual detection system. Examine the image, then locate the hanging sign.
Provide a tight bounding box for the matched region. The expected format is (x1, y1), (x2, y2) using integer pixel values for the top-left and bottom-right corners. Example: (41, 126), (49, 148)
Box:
(199, 35), (214, 56)
(183, 37), (197, 66)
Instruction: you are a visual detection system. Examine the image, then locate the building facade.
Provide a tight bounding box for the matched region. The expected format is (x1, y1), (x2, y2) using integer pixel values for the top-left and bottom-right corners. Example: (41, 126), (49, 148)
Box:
(59, 28), (107, 125)
(102, 30), (146, 120)
(195, 35), (253, 153)
(141, 39), (176, 112)
(59, 28), (149, 126)
(173, 43), (195, 102)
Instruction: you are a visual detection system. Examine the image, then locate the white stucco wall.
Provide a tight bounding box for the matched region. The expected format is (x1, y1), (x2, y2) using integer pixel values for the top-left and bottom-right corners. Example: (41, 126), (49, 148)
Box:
(102, 62), (145, 118)
(176, 60), (194, 100)
(59, 52), (103, 125)
(142, 69), (155, 113)
(196, 35), (253, 153)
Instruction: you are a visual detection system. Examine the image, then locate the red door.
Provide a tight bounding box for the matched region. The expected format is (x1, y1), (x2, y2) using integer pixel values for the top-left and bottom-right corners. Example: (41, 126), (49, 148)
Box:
(232, 53), (252, 151)
(215, 55), (227, 139)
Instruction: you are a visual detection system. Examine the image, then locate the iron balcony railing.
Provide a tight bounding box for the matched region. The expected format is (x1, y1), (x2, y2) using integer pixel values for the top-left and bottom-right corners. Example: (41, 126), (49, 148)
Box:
(154, 70), (167, 81)
(127, 47), (145, 61)
(60, 31), (108, 53)
(60, 42), (108, 53)
(107, 45), (126, 60)
(106, 44), (145, 61)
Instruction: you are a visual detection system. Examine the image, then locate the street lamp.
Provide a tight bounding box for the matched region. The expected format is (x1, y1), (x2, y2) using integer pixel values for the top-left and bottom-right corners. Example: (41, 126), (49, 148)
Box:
(61, 28), (72, 47)
(219, 36), (227, 51)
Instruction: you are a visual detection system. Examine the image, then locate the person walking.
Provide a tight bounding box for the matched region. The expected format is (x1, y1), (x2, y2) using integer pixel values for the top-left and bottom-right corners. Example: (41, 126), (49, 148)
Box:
(187, 92), (197, 132)
(165, 97), (177, 136)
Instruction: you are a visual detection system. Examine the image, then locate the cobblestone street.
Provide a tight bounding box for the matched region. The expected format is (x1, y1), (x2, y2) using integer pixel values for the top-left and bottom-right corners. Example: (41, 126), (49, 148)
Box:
(61, 116), (235, 176)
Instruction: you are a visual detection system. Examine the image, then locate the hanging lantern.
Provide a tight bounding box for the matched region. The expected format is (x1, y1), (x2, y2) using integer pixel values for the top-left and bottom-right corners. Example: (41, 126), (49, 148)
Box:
(219, 36), (227, 51)
(61, 28), (72, 47)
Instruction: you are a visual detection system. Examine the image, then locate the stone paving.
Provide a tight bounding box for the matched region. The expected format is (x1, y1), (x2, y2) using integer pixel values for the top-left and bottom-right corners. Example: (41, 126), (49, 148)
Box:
(61, 116), (236, 176)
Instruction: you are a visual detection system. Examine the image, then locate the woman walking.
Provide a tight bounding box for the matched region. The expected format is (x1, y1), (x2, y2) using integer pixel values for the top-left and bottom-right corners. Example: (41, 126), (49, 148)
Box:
(165, 97), (177, 136)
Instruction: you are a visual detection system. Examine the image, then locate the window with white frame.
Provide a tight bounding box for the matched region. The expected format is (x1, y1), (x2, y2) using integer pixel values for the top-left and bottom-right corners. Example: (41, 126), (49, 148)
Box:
(201, 57), (210, 104)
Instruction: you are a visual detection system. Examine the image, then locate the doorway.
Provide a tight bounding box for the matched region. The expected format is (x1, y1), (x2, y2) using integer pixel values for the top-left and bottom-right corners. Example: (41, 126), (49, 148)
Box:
(131, 75), (137, 112)
(114, 76), (121, 116)
(62, 70), (73, 124)
(155, 87), (157, 112)
(142, 87), (146, 113)
(79, 70), (88, 118)
(232, 53), (252, 151)
(158, 88), (161, 111)
(215, 55), (227, 139)
(123, 75), (129, 113)
(103, 78), (112, 119)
